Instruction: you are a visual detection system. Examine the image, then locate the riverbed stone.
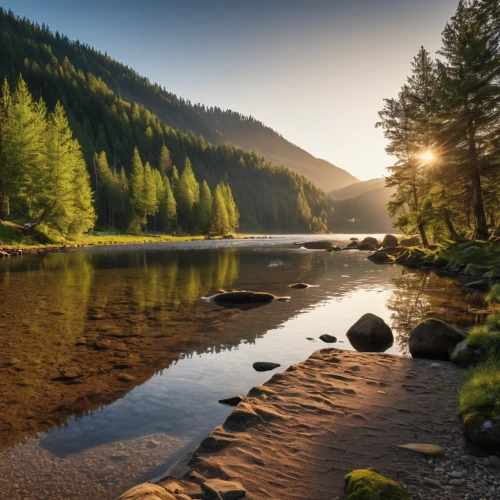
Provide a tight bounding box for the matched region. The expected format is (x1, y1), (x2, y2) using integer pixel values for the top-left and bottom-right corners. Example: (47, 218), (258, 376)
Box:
(396, 443), (445, 457)
(218, 395), (244, 406)
(346, 313), (394, 352)
(464, 416), (500, 450)
(409, 319), (466, 361)
(319, 334), (337, 343)
(202, 479), (246, 500)
(253, 361), (280, 372)
(289, 283), (310, 289)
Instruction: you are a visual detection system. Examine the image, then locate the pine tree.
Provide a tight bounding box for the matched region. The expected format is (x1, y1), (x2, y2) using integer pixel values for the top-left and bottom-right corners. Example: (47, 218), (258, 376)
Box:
(128, 147), (145, 234)
(210, 184), (230, 235)
(220, 182), (239, 232)
(436, 0), (500, 240)
(159, 175), (177, 233)
(159, 144), (172, 176)
(176, 157), (199, 231)
(2, 75), (46, 215)
(196, 180), (212, 233)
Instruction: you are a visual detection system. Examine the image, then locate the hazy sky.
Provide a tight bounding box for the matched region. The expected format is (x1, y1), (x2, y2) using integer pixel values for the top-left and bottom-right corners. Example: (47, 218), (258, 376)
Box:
(4, 0), (459, 180)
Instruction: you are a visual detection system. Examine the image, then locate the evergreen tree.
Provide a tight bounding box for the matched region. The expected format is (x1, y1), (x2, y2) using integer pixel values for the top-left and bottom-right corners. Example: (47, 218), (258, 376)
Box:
(220, 182), (239, 232)
(159, 175), (177, 233)
(128, 147), (145, 234)
(196, 180), (212, 233)
(210, 184), (230, 235)
(436, 0), (500, 240)
(159, 144), (172, 176)
(2, 75), (46, 215)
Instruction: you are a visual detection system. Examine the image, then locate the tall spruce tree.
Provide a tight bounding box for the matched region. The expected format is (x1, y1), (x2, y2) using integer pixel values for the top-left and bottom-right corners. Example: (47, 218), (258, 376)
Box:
(196, 180), (212, 233)
(436, 0), (500, 240)
(210, 184), (230, 235)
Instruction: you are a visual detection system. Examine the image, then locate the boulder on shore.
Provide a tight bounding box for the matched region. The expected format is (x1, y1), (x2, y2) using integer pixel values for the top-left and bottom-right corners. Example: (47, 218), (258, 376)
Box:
(382, 234), (399, 247)
(346, 313), (394, 352)
(409, 319), (466, 361)
(399, 236), (421, 247)
(295, 240), (333, 250)
(367, 251), (391, 262)
(464, 416), (500, 451)
(450, 340), (484, 366)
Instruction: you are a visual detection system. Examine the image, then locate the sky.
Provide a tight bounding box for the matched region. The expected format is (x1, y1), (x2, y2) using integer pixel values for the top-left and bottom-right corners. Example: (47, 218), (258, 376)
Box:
(3, 0), (460, 180)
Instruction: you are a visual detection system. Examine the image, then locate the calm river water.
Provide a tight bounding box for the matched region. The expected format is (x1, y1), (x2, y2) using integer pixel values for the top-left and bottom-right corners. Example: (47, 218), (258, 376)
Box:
(0, 235), (486, 499)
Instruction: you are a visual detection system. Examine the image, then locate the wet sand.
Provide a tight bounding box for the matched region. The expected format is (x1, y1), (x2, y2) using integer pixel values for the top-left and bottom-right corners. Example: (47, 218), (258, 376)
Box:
(151, 348), (465, 499)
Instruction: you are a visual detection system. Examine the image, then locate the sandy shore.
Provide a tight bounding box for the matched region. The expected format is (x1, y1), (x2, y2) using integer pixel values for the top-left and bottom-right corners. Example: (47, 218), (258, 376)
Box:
(132, 348), (471, 499)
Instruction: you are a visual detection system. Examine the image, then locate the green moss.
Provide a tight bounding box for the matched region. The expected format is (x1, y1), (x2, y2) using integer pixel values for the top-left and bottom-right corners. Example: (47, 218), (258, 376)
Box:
(486, 284), (500, 303)
(467, 314), (500, 355)
(345, 468), (410, 500)
(460, 357), (500, 426)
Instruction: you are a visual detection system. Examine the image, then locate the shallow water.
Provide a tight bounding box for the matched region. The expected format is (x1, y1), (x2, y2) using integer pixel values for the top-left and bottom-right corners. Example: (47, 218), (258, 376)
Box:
(0, 235), (487, 499)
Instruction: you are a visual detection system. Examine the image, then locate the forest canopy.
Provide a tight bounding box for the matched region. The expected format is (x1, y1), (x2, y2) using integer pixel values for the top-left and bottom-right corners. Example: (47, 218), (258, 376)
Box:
(377, 0), (500, 245)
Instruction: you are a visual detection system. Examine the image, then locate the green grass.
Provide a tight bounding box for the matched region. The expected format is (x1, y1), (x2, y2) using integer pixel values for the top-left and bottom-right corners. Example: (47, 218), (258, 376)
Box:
(0, 221), (220, 250)
(459, 356), (500, 425)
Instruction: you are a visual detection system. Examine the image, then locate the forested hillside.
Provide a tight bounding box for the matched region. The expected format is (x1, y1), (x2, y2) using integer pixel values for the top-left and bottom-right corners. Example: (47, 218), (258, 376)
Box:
(0, 8), (354, 196)
(0, 8), (332, 234)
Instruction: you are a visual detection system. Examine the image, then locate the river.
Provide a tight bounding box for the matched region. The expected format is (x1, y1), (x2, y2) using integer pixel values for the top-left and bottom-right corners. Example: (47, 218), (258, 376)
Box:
(0, 235), (487, 499)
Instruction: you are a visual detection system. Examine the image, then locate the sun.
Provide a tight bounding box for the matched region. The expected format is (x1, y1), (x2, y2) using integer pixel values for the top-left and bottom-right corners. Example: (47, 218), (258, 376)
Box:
(419, 150), (435, 163)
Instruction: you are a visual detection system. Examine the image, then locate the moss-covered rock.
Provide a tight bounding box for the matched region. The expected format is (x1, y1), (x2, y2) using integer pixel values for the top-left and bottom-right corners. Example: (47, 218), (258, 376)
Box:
(345, 468), (409, 500)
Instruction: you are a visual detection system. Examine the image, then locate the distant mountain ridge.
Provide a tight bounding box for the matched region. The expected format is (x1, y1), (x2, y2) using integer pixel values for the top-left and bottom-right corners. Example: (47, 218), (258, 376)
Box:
(329, 178), (397, 233)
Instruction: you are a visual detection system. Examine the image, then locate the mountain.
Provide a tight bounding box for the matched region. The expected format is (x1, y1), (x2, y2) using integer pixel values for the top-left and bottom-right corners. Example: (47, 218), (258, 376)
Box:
(0, 8), (334, 233)
(329, 179), (396, 233)
(203, 110), (358, 191)
(328, 178), (386, 200)
(0, 9), (355, 194)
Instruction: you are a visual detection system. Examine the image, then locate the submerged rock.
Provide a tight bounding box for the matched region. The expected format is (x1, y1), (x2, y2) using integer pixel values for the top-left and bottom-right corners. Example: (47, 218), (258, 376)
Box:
(344, 241), (360, 250)
(346, 313), (394, 352)
(218, 395), (244, 406)
(345, 468), (410, 500)
(202, 479), (246, 500)
(289, 283), (310, 289)
(409, 319), (466, 360)
(295, 240), (333, 250)
(212, 291), (277, 305)
(327, 244), (342, 252)
(253, 361), (280, 372)
(367, 251), (391, 262)
(319, 334), (337, 343)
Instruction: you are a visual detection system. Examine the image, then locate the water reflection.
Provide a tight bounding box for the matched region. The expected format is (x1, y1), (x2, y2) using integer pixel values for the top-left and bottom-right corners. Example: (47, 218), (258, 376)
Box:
(0, 239), (490, 500)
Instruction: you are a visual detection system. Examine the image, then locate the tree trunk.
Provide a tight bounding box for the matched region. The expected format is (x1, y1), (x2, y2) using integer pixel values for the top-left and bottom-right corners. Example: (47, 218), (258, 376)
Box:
(470, 169), (489, 240)
(468, 121), (489, 240)
(444, 211), (462, 243)
(417, 223), (430, 249)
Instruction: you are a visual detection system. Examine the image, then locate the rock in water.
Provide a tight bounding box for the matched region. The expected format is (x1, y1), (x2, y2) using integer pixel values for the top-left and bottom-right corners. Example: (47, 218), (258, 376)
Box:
(253, 361), (281, 372)
(344, 468), (410, 500)
(396, 443), (445, 457)
(367, 251), (390, 262)
(346, 313), (394, 352)
(295, 240), (334, 250)
(212, 291), (276, 305)
(319, 334), (337, 343)
(289, 283), (310, 289)
(202, 479), (246, 500)
(218, 395), (244, 406)
(409, 319), (466, 360)
(382, 234), (399, 247)
(344, 241), (359, 249)
(117, 483), (176, 499)
(358, 236), (380, 251)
